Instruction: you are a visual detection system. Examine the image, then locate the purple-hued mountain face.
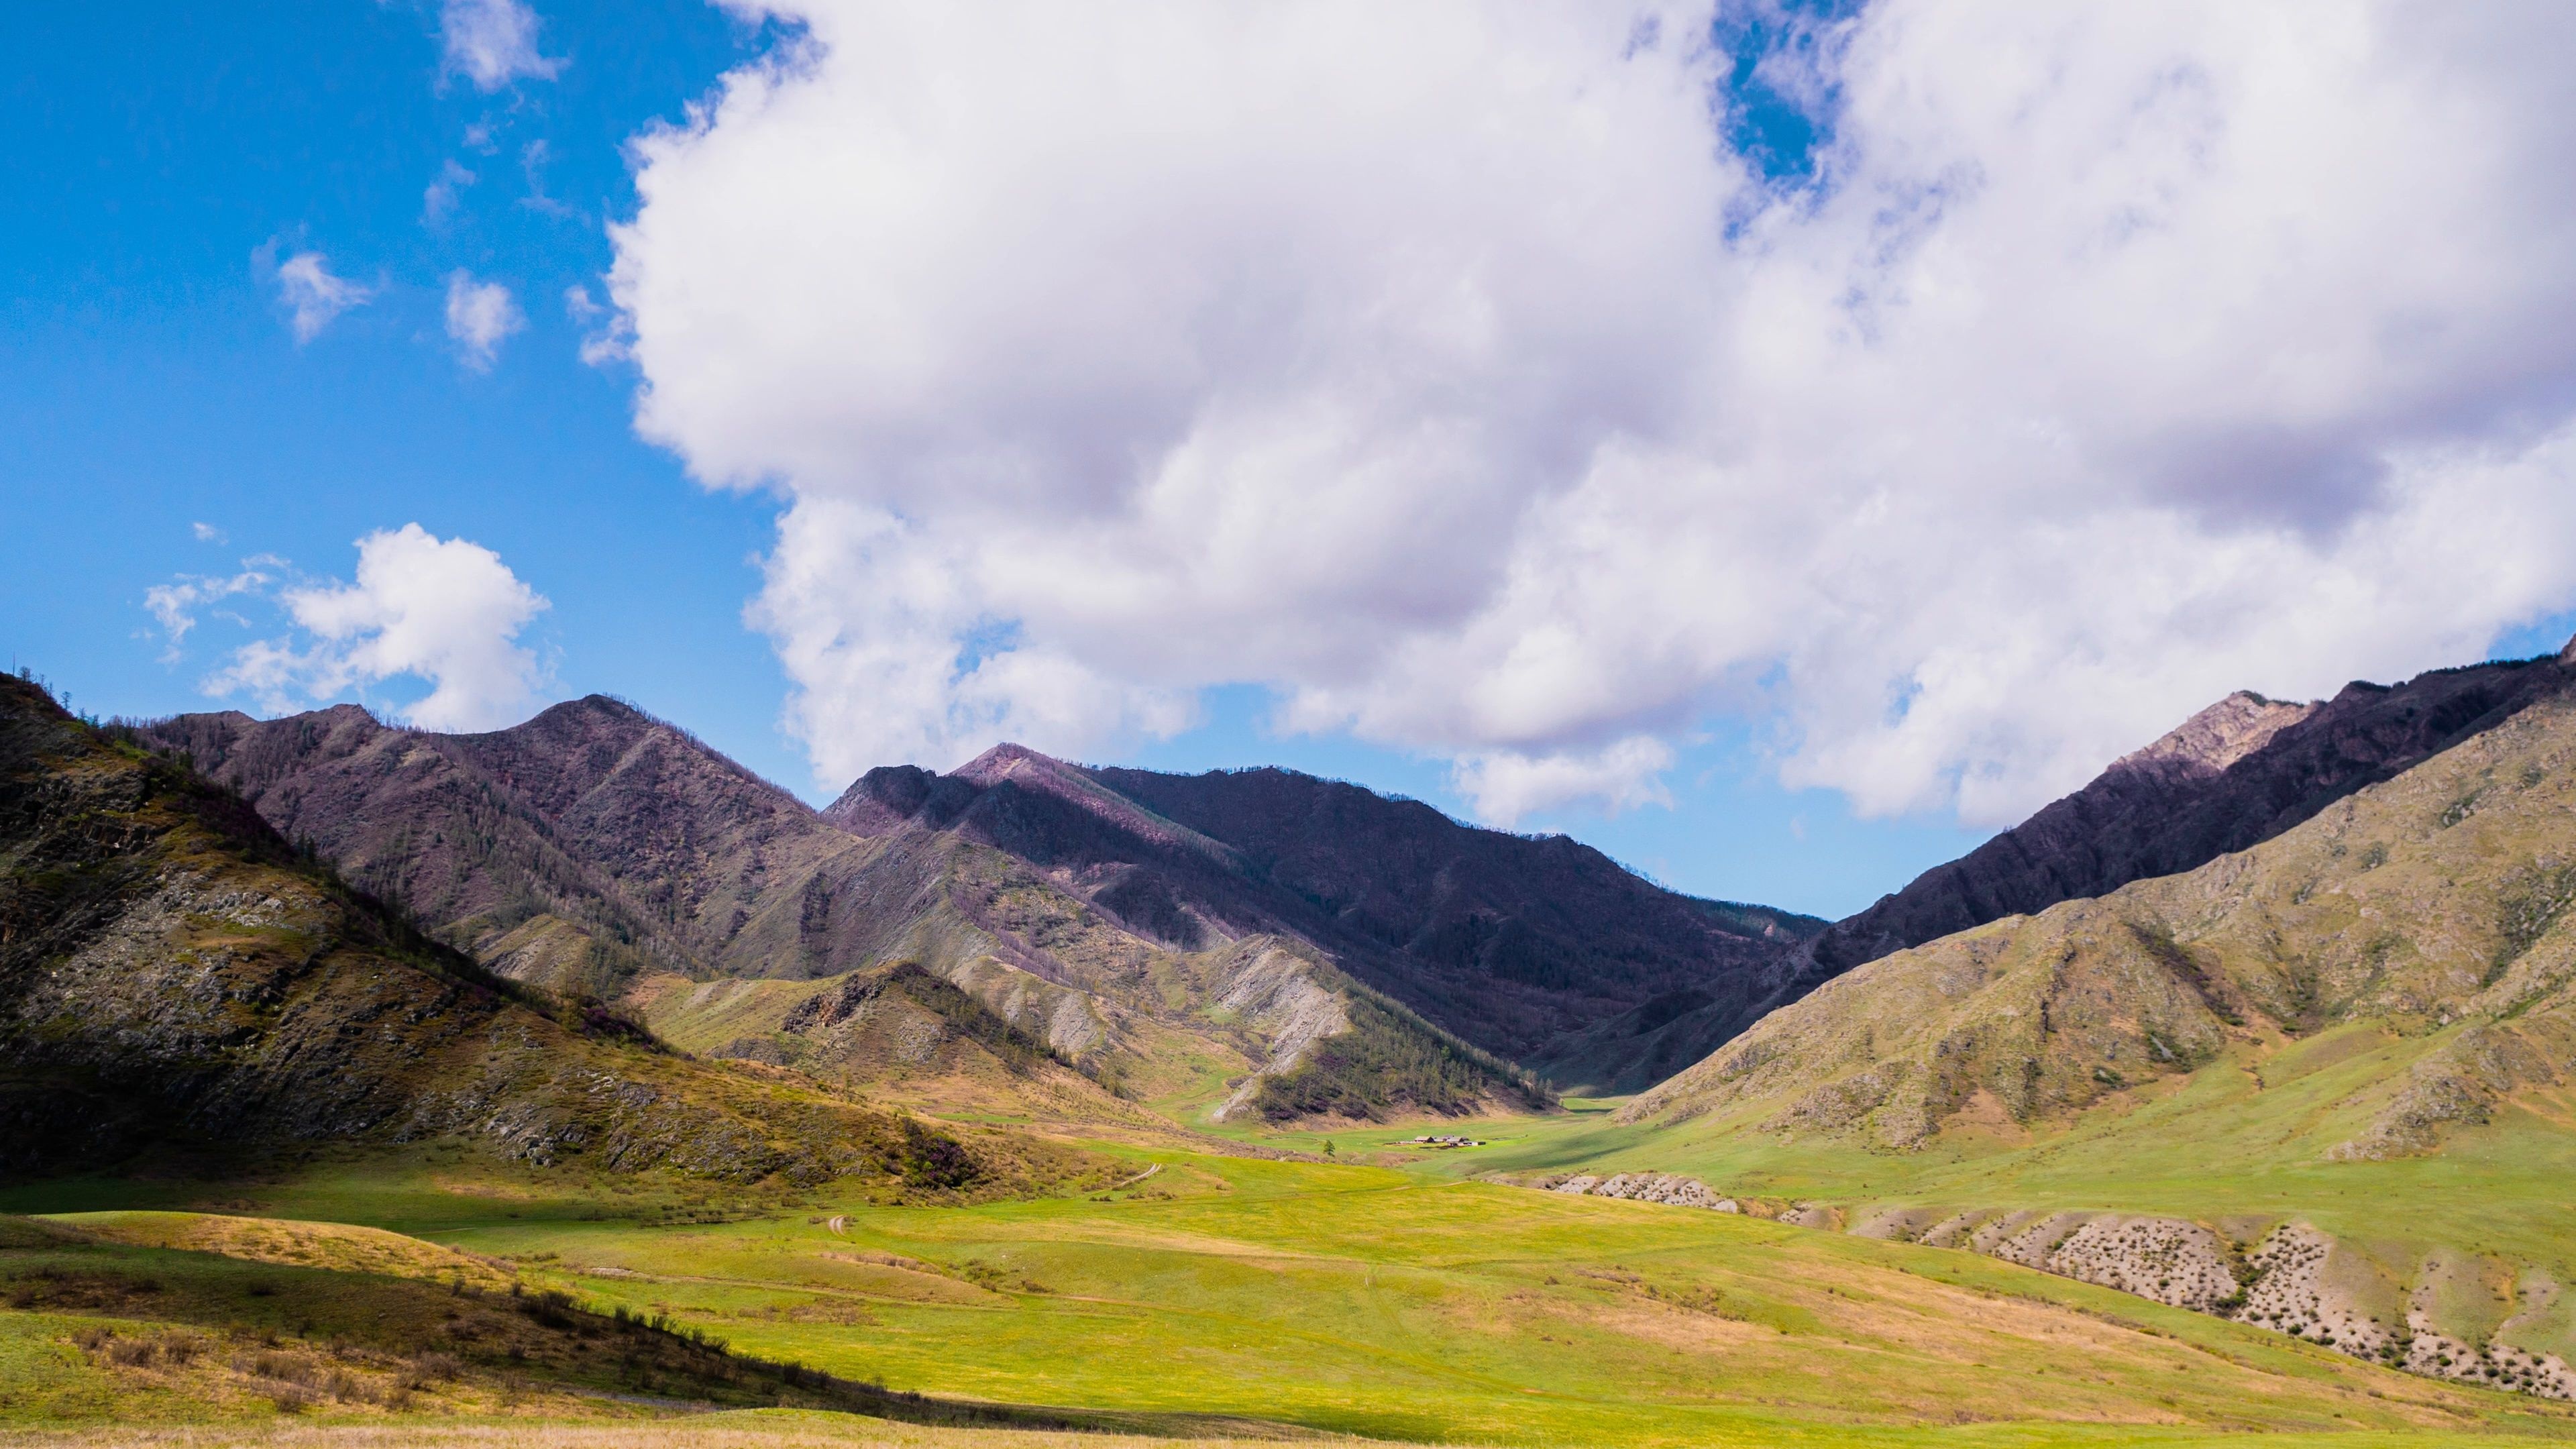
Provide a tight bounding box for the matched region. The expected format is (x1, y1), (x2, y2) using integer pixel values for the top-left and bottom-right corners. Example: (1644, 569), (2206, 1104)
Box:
(140, 702), (1823, 1109)
(826, 745), (1826, 1089)
(0, 674), (1060, 1190)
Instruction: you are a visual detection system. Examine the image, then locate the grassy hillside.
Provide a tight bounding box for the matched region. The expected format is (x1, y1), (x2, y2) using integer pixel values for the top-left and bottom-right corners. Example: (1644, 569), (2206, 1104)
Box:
(1407, 693), (2576, 1392)
(3, 1150), (2567, 1446)
(1626, 688), (2576, 1153)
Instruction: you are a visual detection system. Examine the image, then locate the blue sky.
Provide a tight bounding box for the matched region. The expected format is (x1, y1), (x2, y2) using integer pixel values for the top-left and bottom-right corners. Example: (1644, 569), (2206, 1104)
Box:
(9, 3), (2573, 922)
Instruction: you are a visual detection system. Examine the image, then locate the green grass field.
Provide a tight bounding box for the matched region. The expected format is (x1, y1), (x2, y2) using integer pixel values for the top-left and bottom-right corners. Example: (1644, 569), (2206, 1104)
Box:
(1410, 1038), (2576, 1333)
(6, 1136), (2574, 1448)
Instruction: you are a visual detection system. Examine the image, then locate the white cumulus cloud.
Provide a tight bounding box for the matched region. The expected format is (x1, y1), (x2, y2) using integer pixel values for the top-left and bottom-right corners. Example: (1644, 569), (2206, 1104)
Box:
(606, 0), (2576, 823)
(205, 525), (551, 732)
(444, 271), (525, 371)
(270, 251), (372, 343)
(439, 0), (562, 91)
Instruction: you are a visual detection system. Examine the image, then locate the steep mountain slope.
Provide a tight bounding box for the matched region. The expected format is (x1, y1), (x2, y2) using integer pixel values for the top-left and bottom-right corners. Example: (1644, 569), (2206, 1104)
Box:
(1625, 681), (2576, 1148)
(144, 700), (1823, 1114)
(139, 706), (1559, 1120)
(135, 697), (864, 999)
(0, 674), (1095, 1197)
(1804, 645), (2576, 984)
(830, 745), (1824, 1094)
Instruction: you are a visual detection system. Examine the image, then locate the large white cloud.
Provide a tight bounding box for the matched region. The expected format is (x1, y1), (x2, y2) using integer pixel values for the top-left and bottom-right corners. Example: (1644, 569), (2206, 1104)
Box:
(204, 525), (551, 732)
(608, 0), (2576, 822)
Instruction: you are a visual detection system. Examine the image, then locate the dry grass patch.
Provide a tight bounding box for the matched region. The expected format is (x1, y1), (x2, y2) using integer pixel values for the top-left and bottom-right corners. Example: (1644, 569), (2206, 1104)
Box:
(53, 1214), (516, 1293)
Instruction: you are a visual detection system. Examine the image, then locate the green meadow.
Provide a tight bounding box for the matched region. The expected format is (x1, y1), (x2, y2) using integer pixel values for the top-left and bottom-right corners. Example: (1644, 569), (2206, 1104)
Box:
(1426, 1034), (2576, 1306)
(6, 1132), (2573, 1448)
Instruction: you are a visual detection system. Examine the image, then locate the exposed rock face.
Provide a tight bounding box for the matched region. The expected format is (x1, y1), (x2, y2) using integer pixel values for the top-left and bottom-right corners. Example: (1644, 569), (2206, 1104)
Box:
(136, 697), (861, 1000)
(1800, 652), (2576, 987)
(1919, 1211), (2243, 1313)
(0, 676), (1087, 1195)
(1547, 1173), (1737, 1210)
(144, 700), (1822, 1109)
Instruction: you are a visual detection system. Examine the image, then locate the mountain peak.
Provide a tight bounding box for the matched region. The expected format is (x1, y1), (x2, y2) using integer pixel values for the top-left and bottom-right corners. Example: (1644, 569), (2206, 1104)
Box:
(2118, 690), (2316, 775)
(951, 741), (1073, 785)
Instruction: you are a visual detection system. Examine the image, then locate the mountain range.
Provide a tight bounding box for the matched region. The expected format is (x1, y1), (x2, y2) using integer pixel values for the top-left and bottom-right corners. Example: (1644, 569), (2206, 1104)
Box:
(0, 672), (1099, 1197)
(123, 643), (2576, 1130)
(133, 697), (1817, 1122)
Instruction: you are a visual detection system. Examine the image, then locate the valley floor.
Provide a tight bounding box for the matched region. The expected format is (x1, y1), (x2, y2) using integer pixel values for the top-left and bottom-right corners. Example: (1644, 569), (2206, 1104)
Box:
(5, 1129), (2575, 1448)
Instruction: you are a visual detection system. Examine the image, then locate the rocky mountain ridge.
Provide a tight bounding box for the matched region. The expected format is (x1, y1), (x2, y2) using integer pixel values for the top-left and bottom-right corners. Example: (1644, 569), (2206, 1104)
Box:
(140, 699), (1816, 1120)
(832, 742), (1825, 1093)
(1802, 645), (2576, 982)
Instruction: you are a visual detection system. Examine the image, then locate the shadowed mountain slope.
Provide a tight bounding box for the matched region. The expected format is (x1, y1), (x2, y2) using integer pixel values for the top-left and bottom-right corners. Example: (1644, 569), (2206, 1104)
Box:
(0, 674), (1097, 1197)
(1799, 645), (2576, 988)
(1624, 678), (2576, 1157)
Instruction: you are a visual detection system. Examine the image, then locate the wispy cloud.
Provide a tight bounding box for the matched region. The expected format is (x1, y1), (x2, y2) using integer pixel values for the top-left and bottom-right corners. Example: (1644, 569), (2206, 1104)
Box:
(439, 0), (562, 91)
(269, 250), (372, 343)
(444, 271), (525, 371)
(191, 522), (227, 545)
(423, 158), (476, 226)
(144, 564), (276, 661)
(519, 139), (570, 215)
(564, 284), (631, 366)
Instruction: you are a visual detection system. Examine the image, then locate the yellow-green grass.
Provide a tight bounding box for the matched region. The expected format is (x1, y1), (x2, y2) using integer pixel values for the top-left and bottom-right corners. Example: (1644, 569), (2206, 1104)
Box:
(12, 1148), (2571, 1446)
(1450, 1034), (2576, 1264)
(6, 1411), (2576, 1449)
(1386, 1040), (2576, 1374)
(0, 1206), (1232, 1436)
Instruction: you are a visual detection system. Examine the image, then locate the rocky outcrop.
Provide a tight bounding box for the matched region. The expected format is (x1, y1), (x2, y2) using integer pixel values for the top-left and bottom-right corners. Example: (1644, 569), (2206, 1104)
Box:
(1548, 1173), (1740, 1211)
(1931, 1212), (2242, 1313)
